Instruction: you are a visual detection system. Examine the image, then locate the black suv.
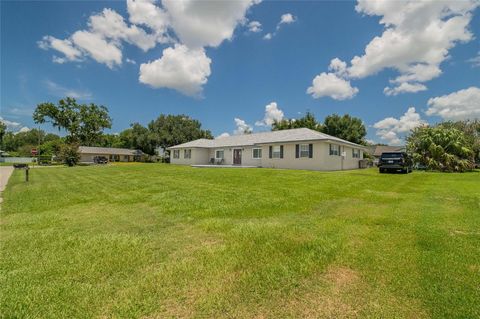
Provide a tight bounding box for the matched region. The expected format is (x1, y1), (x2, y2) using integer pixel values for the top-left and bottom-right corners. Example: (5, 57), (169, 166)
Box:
(378, 152), (413, 174)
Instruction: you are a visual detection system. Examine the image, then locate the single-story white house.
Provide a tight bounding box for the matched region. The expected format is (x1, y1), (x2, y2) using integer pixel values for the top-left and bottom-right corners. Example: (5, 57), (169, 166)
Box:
(167, 128), (367, 171)
(78, 146), (144, 163)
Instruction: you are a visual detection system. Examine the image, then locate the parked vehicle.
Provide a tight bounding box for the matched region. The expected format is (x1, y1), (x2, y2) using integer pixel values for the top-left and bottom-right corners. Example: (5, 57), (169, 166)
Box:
(93, 156), (108, 164)
(378, 152), (413, 174)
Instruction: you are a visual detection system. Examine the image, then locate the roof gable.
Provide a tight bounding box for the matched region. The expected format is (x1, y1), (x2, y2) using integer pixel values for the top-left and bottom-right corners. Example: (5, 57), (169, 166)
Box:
(169, 128), (366, 149)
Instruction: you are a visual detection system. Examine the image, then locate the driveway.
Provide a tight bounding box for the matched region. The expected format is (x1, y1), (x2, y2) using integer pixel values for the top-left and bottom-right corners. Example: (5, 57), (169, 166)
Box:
(0, 166), (14, 205)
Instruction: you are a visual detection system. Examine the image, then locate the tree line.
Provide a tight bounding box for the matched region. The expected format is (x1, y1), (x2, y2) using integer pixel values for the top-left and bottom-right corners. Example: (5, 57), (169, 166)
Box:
(1, 97), (478, 171)
(1, 98), (213, 164)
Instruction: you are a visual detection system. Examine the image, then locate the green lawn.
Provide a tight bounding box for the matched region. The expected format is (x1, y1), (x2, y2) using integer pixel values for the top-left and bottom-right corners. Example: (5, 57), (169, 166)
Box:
(1, 164), (479, 318)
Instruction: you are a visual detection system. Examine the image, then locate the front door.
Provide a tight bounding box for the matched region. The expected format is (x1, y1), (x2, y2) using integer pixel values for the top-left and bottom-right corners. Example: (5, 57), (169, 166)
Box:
(233, 149), (242, 165)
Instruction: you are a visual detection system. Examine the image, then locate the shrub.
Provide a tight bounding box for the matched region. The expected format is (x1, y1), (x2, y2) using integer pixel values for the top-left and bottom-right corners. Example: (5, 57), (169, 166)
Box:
(407, 126), (474, 172)
(59, 143), (80, 167)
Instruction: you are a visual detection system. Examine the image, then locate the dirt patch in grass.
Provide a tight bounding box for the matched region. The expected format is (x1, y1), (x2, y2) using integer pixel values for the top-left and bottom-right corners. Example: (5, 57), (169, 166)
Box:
(268, 266), (362, 319)
(325, 266), (359, 289)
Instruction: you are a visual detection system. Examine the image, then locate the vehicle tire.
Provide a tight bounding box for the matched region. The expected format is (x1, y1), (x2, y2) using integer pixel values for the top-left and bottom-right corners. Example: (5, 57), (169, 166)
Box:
(379, 168), (385, 173)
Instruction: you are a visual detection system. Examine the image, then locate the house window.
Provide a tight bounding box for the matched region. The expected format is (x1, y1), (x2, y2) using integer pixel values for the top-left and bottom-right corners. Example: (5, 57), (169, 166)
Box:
(124, 155), (129, 160)
(215, 149), (224, 159)
(173, 150), (180, 159)
(352, 149), (360, 158)
(329, 144), (340, 156)
(184, 149), (191, 159)
(252, 148), (262, 159)
(300, 144), (310, 158)
(272, 145), (281, 158)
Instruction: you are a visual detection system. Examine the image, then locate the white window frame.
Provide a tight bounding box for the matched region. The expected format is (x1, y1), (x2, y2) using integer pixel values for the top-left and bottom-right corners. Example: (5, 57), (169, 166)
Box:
(272, 145), (281, 159)
(299, 144), (310, 158)
(184, 149), (191, 159)
(329, 144), (340, 156)
(215, 149), (224, 159)
(252, 148), (262, 159)
(173, 150), (180, 159)
(352, 148), (360, 158)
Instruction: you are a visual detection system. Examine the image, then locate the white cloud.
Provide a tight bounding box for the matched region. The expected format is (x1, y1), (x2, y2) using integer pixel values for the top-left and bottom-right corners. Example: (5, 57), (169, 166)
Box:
(426, 86), (480, 121)
(0, 117), (21, 130)
(264, 12), (297, 40)
(139, 44), (211, 97)
(39, 7), (159, 68)
(0, 117), (30, 134)
(349, 0), (479, 94)
(38, 36), (83, 62)
(329, 58), (348, 77)
(126, 58), (136, 64)
(45, 80), (92, 99)
(126, 0), (170, 42)
(234, 118), (252, 135)
(247, 21), (262, 33)
(468, 51), (480, 67)
(278, 13), (296, 27)
(216, 132), (230, 139)
(88, 8), (158, 51)
(71, 30), (123, 69)
(4, 107), (34, 117)
(255, 101), (284, 126)
(306, 72), (359, 100)
(39, 0), (260, 97)
(310, 1), (479, 98)
(373, 107), (425, 145)
(384, 82), (427, 96)
(162, 0), (258, 48)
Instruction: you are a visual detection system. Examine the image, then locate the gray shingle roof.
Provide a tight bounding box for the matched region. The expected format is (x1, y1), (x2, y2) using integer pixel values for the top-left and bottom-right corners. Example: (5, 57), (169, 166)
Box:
(79, 146), (143, 156)
(168, 128), (366, 149)
(368, 145), (406, 157)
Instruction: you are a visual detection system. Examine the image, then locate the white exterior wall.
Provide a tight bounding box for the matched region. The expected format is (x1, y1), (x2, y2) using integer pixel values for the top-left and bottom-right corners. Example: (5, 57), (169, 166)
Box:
(170, 148), (210, 165)
(208, 147), (262, 166)
(170, 142), (363, 170)
(260, 142), (363, 171)
(80, 153), (133, 163)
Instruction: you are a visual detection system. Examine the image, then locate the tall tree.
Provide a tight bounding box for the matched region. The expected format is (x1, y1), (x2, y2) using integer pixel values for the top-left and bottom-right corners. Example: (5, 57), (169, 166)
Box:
(148, 114), (213, 151)
(1, 129), (61, 156)
(119, 123), (156, 155)
(272, 112), (323, 131)
(407, 125), (474, 172)
(0, 121), (6, 146)
(321, 114), (367, 145)
(33, 97), (112, 145)
(97, 134), (126, 149)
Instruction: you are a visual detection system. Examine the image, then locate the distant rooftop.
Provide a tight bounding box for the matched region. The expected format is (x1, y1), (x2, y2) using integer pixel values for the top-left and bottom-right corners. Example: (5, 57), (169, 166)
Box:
(368, 145), (406, 157)
(79, 146), (143, 156)
(168, 128), (366, 149)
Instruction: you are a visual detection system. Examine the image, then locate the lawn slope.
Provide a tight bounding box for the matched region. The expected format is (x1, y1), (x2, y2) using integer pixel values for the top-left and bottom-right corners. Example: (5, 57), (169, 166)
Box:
(1, 164), (479, 318)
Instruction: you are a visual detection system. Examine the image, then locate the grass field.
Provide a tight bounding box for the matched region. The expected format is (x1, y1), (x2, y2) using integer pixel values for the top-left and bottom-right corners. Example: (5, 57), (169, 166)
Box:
(1, 164), (479, 318)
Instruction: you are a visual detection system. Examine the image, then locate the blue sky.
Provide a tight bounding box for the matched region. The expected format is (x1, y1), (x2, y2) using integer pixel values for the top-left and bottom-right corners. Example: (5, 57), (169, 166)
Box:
(1, 0), (479, 145)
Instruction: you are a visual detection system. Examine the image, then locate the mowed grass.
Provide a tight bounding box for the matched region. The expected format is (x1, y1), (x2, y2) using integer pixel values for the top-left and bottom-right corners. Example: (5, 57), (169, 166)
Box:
(1, 164), (479, 318)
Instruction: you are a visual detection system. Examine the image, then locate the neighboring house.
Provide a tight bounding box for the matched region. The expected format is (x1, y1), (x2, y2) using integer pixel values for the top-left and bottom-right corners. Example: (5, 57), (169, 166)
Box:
(167, 128), (367, 171)
(78, 146), (144, 163)
(368, 145), (406, 165)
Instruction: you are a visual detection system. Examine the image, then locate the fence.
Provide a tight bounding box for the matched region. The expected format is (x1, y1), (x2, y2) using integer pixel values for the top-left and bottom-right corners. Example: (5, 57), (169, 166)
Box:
(0, 157), (36, 163)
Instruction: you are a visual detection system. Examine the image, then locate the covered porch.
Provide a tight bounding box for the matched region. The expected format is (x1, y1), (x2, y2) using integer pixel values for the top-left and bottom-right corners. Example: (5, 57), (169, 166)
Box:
(191, 164), (258, 168)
